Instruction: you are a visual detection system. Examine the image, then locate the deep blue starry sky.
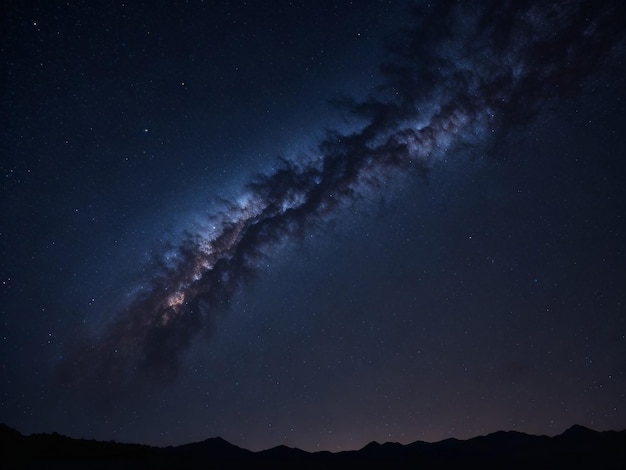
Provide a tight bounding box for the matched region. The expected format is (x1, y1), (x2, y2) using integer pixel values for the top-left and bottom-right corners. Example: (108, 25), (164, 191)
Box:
(1, 0), (625, 452)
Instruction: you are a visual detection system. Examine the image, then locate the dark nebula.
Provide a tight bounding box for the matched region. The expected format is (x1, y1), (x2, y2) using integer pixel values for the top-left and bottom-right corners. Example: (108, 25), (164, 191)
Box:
(57, 0), (625, 396)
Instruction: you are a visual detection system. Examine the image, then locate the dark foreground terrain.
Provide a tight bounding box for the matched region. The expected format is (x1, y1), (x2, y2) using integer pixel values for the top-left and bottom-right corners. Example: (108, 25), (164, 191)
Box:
(2, 423), (624, 469)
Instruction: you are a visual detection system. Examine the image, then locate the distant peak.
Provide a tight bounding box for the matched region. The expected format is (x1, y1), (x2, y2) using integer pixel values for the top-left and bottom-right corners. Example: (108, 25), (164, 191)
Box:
(259, 444), (309, 457)
(178, 436), (243, 451)
(562, 424), (595, 436)
(361, 441), (381, 450)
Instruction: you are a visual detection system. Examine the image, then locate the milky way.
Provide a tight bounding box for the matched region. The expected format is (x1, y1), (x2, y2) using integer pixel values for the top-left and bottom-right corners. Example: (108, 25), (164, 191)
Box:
(58, 0), (625, 399)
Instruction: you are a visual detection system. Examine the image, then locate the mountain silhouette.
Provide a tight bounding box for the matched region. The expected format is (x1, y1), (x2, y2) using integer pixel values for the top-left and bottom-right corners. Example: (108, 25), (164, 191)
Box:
(2, 423), (624, 469)
(170, 436), (252, 459)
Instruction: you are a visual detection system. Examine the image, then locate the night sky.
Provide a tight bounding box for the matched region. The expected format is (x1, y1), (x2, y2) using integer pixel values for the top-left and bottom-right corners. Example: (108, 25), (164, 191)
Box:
(2, 0), (626, 453)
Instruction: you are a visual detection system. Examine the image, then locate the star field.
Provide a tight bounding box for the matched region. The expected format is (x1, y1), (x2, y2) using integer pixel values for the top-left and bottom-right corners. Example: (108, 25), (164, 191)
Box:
(1, 0), (625, 452)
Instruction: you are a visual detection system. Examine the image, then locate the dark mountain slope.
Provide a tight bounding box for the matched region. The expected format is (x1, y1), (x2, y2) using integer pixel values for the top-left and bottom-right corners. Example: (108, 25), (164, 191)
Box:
(2, 423), (624, 469)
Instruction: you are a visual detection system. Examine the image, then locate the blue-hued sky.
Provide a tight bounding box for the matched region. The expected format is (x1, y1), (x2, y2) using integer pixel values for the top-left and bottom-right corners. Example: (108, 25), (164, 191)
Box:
(1, 0), (625, 452)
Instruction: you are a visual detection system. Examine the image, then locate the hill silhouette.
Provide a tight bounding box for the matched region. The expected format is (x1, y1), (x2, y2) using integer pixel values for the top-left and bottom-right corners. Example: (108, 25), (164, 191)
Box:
(1, 423), (624, 469)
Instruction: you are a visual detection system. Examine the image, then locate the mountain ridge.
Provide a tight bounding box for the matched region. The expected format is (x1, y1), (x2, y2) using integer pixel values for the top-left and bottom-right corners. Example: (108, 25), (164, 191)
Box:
(2, 423), (624, 469)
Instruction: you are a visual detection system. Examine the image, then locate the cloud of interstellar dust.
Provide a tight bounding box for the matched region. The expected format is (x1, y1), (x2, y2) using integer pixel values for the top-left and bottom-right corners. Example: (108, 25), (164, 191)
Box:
(56, 0), (625, 402)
